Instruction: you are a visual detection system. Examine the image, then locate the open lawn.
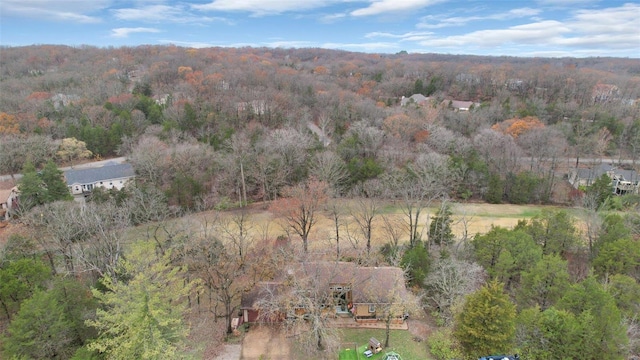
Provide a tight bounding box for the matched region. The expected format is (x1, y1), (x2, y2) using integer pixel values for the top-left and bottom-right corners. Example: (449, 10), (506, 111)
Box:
(339, 347), (359, 360)
(338, 328), (431, 360)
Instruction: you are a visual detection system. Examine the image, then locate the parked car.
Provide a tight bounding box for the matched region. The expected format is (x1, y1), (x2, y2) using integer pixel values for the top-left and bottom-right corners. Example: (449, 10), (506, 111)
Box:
(478, 355), (519, 360)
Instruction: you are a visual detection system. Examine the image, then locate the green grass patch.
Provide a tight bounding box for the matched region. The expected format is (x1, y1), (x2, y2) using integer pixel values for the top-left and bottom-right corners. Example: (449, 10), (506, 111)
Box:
(339, 347), (359, 360)
(338, 328), (431, 360)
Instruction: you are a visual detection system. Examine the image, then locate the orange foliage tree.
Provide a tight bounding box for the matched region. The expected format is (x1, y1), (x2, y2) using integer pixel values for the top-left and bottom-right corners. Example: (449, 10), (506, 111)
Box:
(491, 116), (544, 138)
(269, 177), (328, 253)
(0, 112), (20, 134)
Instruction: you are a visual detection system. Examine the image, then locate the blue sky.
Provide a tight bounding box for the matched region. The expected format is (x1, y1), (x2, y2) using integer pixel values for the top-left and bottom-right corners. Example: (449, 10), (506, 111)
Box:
(1, 0), (639, 57)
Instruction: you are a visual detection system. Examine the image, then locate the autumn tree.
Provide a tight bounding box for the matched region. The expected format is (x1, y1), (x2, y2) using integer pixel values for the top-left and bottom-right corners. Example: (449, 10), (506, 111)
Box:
(56, 137), (93, 165)
(491, 116), (545, 138)
(454, 280), (516, 358)
(0, 112), (20, 134)
(270, 177), (328, 253)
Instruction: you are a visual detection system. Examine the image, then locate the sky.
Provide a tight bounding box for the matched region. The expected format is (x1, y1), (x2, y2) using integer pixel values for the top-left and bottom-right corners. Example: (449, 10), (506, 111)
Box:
(1, 0), (639, 58)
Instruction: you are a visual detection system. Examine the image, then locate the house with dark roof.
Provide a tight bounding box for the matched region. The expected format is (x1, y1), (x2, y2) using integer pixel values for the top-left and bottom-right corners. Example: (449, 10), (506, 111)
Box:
(568, 163), (640, 195)
(64, 163), (135, 196)
(241, 261), (410, 325)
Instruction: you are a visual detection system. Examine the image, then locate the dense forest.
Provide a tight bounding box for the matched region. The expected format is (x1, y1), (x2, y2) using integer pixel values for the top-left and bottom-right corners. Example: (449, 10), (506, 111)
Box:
(1, 45), (639, 359)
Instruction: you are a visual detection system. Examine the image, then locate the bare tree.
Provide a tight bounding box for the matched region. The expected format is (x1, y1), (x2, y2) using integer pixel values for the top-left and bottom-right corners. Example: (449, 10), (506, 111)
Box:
(218, 208), (255, 263)
(309, 150), (348, 196)
(0, 134), (57, 179)
(380, 214), (405, 264)
(254, 263), (343, 355)
(326, 200), (344, 259)
(270, 178), (328, 253)
(350, 197), (380, 256)
(423, 257), (485, 325)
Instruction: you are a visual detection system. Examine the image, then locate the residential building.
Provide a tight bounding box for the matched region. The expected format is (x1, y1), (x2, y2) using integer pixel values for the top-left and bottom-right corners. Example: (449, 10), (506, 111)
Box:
(568, 163), (640, 195)
(241, 261), (410, 325)
(64, 163), (135, 196)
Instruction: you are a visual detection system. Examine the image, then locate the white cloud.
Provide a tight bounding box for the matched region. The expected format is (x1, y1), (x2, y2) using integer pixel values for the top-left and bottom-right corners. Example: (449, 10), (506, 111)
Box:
(418, 7), (541, 29)
(193, 0), (343, 16)
(321, 41), (399, 52)
(111, 27), (161, 38)
(0, 0), (109, 23)
(383, 3), (640, 57)
(351, 0), (445, 17)
(113, 4), (228, 24)
(535, 0), (599, 5)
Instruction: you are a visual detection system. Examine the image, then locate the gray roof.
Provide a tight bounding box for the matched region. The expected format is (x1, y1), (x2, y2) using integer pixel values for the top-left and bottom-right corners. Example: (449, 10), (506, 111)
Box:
(576, 164), (639, 183)
(64, 163), (135, 185)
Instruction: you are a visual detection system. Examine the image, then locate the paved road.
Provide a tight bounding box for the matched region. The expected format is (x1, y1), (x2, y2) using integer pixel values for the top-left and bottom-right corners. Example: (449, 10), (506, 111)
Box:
(0, 157), (127, 183)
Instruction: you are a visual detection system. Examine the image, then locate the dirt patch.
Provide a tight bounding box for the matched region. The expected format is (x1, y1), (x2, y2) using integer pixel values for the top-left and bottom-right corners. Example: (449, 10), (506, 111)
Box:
(241, 325), (291, 360)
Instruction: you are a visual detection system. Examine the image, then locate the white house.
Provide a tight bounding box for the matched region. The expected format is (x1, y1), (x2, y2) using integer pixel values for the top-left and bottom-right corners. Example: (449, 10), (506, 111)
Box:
(0, 186), (19, 220)
(64, 163), (135, 196)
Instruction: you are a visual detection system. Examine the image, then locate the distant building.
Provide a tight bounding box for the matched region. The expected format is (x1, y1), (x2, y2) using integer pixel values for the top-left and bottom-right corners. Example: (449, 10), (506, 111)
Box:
(64, 163), (135, 196)
(0, 186), (19, 220)
(568, 163), (639, 195)
(400, 94), (430, 107)
(591, 83), (620, 104)
(446, 99), (480, 111)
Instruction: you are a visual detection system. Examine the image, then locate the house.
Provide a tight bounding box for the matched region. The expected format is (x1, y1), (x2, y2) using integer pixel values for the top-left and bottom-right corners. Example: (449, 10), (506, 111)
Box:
(446, 99), (480, 111)
(0, 186), (19, 220)
(591, 83), (619, 104)
(64, 163), (135, 196)
(241, 261), (410, 325)
(400, 94), (430, 107)
(568, 163), (640, 195)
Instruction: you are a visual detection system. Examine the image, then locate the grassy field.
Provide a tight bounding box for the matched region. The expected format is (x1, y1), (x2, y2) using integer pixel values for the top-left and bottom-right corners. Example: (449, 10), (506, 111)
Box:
(337, 328), (430, 360)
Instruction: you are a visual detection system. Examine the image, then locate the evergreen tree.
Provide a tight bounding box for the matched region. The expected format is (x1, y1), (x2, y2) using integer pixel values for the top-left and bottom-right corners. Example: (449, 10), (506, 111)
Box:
(0, 258), (51, 320)
(2, 290), (74, 359)
(86, 242), (199, 359)
(17, 160), (44, 211)
(41, 159), (72, 203)
(428, 203), (454, 246)
(517, 254), (571, 310)
(516, 306), (597, 360)
(558, 276), (628, 358)
(485, 173), (503, 204)
(524, 209), (580, 257)
(400, 244), (431, 288)
(454, 280), (516, 358)
(587, 173), (613, 209)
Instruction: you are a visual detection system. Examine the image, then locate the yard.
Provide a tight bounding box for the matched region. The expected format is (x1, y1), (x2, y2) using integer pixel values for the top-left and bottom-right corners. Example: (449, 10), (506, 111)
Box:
(337, 328), (431, 360)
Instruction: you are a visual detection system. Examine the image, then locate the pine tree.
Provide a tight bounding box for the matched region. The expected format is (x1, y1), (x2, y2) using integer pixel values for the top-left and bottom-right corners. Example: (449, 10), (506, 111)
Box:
(428, 203), (454, 246)
(17, 160), (44, 211)
(2, 290), (74, 359)
(454, 280), (516, 358)
(41, 160), (72, 203)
